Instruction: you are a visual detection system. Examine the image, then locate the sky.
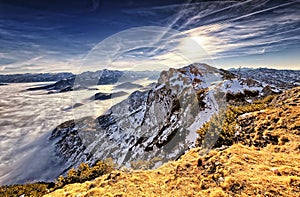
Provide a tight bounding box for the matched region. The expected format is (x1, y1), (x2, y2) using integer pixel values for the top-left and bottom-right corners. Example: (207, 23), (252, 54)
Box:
(0, 0), (299, 74)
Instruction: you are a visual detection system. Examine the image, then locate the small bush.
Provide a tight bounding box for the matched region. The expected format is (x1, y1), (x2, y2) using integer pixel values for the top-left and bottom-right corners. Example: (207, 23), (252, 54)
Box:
(0, 160), (114, 196)
(196, 95), (274, 148)
(254, 94), (275, 104)
(0, 182), (50, 197)
(54, 160), (114, 190)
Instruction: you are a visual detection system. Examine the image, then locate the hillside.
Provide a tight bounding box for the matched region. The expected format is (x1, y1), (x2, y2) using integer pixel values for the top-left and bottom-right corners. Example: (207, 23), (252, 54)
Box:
(46, 87), (300, 197)
(49, 63), (275, 175)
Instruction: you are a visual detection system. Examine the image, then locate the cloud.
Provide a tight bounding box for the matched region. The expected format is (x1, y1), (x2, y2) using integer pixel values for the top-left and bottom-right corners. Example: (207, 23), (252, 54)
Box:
(109, 0), (299, 70)
(176, 1), (300, 61)
(0, 0), (299, 74)
(0, 55), (83, 74)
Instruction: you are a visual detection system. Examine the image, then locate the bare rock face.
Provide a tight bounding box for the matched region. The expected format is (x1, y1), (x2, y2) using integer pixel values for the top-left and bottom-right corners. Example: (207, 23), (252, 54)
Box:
(50, 63), (270, 171)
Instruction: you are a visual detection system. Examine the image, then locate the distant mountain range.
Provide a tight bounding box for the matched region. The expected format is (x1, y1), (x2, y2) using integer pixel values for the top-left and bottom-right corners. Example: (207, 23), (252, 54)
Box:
(1, 63), (299, 185)
(26, 69), (160, 93)
(1, 68), (299, 90)
(0, 73), (74, 83)
(50, 63), (287, 175)
(2, 64), (299, 196)
(230, 68), (300, 89)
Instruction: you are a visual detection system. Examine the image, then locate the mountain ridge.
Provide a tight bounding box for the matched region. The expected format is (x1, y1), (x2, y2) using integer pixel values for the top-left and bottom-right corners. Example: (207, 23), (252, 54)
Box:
(1, 65), (299, 196)
(49, 63), (282, 176)
(46, 86), (300, 197)
(0, 72), (73, 83)
(229, 67), (300, 89)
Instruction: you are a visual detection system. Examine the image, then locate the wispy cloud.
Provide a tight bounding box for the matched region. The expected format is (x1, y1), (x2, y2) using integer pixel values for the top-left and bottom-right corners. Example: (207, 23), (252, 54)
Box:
(177, 1), (299, 59)
(0, 0), (299, 73)
(95, 0), (300, 70)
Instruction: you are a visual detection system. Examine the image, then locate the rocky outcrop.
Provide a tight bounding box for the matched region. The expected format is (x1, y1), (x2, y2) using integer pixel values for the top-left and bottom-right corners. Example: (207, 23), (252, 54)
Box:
(50, 63), (270, 171)
(114, 82), (143, 90)
(46, 88), (300, 196)
(93, 91), (128, 101)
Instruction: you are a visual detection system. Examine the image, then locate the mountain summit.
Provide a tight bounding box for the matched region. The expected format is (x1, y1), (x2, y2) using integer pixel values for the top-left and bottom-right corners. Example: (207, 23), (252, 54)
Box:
(50, 63), (273, 172)
(46, 86), (300, 197)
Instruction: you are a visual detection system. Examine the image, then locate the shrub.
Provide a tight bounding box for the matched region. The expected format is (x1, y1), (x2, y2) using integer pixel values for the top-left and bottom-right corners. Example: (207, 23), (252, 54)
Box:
(1, 160), (115, 196)
(196, 95), (274, 148)
(0, 182), (50, 197)
(54, 160), (114, 190)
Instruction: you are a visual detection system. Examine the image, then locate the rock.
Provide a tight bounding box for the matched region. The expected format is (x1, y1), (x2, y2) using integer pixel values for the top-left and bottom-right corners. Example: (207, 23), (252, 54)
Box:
(114, 82), (143, 90)
(218, 177), (225, 183)
(92, 91), (128, 101)
(49, 63), (270, 172)
(63, 103), (84, 111)
(271, 168), (281, 176)
(59, 86), (73, 92)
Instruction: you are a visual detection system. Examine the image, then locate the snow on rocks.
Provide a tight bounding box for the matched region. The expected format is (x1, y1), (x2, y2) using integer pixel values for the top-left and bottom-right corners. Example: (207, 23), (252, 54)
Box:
(50, 63), (268, 172)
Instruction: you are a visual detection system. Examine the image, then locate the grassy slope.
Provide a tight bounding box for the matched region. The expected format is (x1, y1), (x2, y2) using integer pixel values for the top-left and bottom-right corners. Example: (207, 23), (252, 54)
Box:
(46, 87), (300, 197)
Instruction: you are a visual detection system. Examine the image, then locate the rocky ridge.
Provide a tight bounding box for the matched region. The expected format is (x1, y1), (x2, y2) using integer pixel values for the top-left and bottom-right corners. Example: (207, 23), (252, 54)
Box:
(46, 87), (300, 197)
(50, 63), (277, 173)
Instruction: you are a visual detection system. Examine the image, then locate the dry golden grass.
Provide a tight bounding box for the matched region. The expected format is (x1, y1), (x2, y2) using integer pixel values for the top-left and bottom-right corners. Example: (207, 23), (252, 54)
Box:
(45, 87), (300, 197)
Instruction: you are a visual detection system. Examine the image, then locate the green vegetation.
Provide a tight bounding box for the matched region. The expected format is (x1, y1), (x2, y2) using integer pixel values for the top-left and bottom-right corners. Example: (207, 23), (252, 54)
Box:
(54, 159), (114, 190)
(0, 159), (114, 197)
(0, 182), (50, 197)
(197, 95), (275, 148)
(45, 88), (300, 197)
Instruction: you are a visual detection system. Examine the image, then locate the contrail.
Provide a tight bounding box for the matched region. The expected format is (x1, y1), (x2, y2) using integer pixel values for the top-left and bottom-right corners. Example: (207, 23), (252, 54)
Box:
(228, 1), (296, 22)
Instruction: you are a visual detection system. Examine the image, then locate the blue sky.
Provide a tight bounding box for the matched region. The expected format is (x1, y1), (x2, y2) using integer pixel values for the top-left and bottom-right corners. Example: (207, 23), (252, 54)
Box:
(0, 0), (299, 74)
